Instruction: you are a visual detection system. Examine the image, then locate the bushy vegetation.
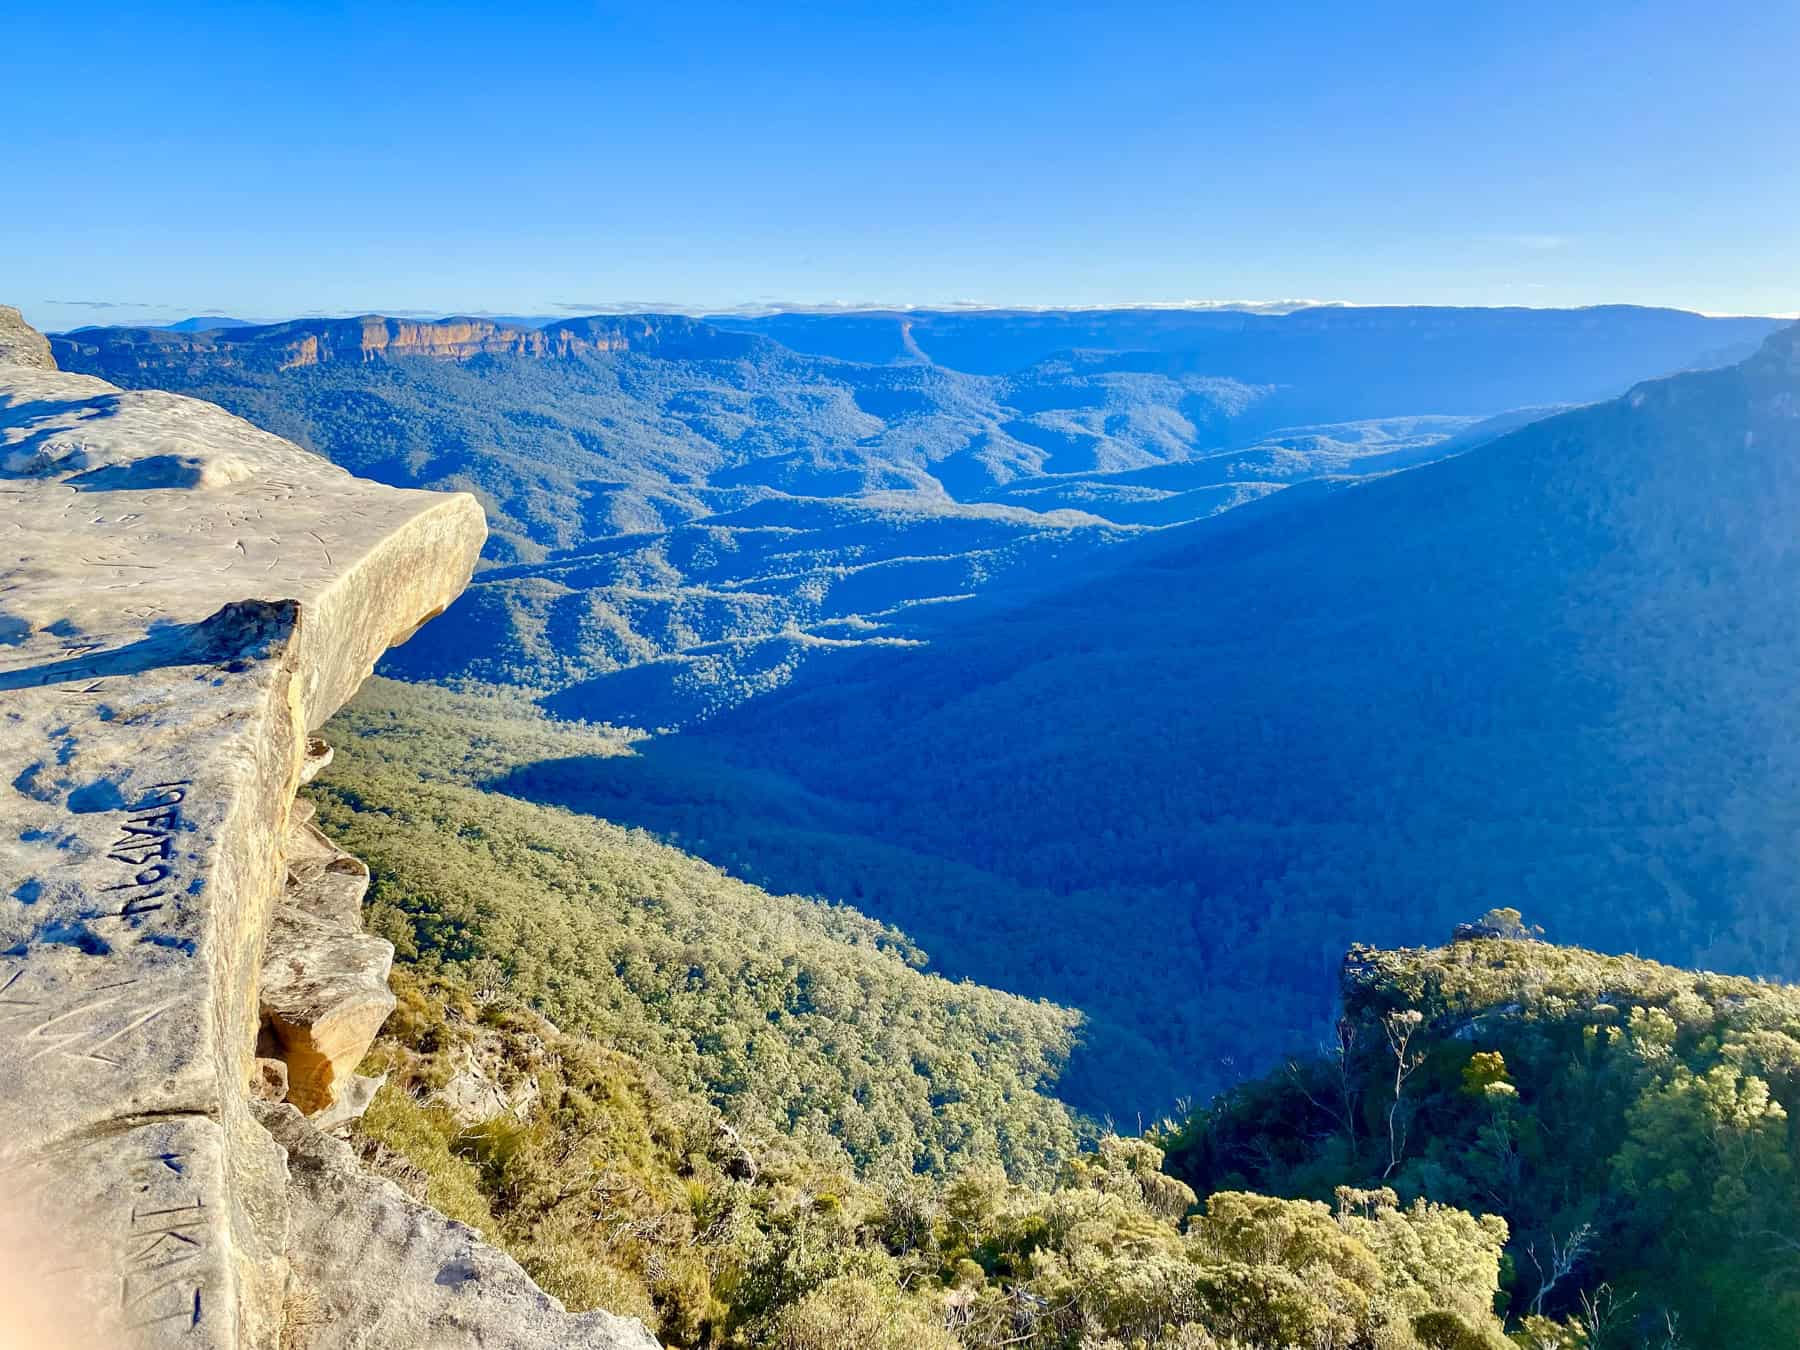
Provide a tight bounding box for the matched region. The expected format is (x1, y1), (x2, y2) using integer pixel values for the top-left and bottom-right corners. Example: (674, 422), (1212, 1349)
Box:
(1165, 912), (1800, 1348)
(354, 965), (1518, 1349)
(356, 915), (1800, 1347)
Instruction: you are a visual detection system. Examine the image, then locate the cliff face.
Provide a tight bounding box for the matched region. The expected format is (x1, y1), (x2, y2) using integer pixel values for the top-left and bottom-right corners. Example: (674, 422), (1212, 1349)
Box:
(268, 316), (631, 368)
(0, 316), (655, 1348)
(50, 312), (761, 373)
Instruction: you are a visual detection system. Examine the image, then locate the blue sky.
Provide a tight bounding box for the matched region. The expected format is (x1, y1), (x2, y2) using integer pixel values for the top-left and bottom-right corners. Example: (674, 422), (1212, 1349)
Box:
(5, 1), (1797, 331)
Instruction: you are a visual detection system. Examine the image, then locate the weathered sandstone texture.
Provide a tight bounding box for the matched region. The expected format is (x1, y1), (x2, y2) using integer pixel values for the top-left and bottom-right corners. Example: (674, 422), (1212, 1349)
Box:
(260, 802), (393, 1114)
(0, 304), (55, 370)
(0, 319), (656, 1348)
(260, 1104), (659, 1349)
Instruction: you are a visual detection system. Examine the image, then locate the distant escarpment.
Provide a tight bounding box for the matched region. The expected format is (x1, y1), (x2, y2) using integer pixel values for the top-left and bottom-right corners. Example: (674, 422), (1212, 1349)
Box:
(0, 313), (653, 1348)
(51, 311), (762, 372)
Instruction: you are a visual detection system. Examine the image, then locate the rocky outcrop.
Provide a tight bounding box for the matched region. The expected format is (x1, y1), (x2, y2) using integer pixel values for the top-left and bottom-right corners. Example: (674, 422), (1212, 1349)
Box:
(267, 316), (631, 369)
(0, 304), (55, 369)
(259, 801), (393, 1114)
(0, 314), (654, 1347)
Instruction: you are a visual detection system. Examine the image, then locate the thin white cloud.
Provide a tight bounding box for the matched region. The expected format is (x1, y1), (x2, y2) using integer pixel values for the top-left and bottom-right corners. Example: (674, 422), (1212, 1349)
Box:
(45, 298), (183, 311)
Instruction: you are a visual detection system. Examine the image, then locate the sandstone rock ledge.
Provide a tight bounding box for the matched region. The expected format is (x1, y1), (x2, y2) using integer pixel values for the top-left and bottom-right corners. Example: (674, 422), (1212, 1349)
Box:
(0, 312), (657, 1349)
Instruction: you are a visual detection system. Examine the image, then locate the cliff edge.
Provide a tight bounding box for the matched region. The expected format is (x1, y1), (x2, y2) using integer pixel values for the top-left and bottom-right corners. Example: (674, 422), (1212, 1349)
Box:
(0, 312), (655, 1348)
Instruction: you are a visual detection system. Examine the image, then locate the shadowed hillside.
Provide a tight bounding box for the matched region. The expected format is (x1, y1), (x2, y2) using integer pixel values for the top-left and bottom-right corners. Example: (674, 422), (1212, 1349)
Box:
(312, 680), (1084, 1180)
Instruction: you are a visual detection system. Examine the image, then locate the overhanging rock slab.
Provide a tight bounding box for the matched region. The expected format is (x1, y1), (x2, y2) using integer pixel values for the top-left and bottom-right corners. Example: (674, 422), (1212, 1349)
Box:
(0, 360), (485, 1346)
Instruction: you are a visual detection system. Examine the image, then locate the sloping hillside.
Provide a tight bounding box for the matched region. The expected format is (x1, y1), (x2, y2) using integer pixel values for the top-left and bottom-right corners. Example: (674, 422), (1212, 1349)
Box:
(311, 680), (1082, 1179)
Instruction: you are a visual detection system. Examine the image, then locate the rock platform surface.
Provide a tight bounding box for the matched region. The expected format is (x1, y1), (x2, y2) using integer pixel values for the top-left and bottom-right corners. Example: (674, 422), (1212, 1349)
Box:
(261, 1105), (658, 1349)
(0, 319), (654, 1348)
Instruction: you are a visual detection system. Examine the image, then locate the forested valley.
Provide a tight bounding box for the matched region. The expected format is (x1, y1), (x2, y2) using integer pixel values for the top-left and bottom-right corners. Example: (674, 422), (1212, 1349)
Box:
(52, 303), (1800, 1346)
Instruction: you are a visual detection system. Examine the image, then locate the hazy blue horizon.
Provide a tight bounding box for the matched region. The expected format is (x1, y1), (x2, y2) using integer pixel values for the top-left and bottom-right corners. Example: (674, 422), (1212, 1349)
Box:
(34, 298), (1800, 339)
(7, 1), (1798, 333)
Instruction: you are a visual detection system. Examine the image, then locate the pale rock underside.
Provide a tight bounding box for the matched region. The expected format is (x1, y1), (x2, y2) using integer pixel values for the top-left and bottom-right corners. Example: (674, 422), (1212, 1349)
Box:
(0, 324), (655, 1348)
